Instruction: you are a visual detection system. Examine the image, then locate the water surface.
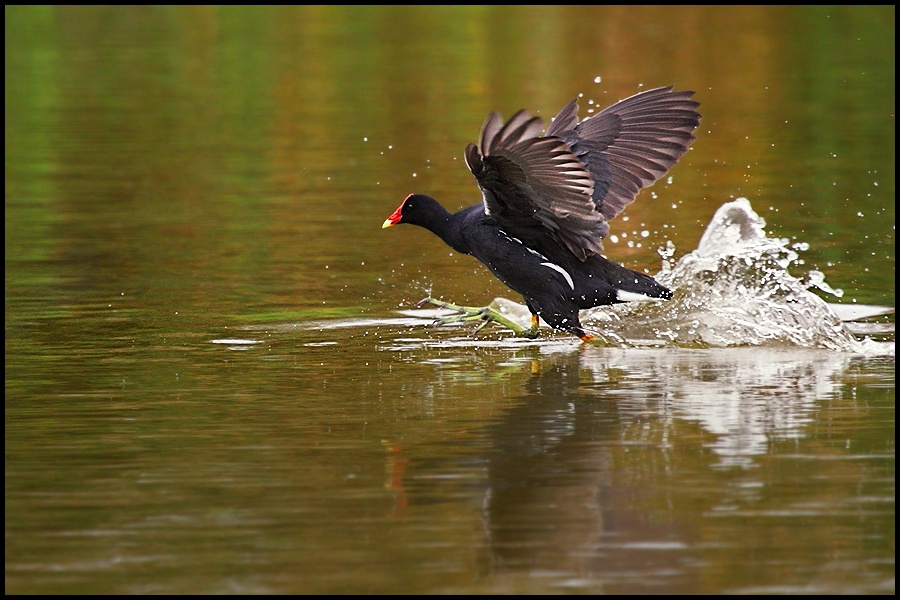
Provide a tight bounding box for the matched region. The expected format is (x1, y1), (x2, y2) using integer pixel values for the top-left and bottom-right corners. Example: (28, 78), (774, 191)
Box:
(6, 5), (895, 594)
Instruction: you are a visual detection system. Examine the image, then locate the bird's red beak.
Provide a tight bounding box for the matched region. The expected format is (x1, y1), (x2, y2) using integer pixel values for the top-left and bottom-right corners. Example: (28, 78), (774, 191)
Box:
(382, 203), (404, 228)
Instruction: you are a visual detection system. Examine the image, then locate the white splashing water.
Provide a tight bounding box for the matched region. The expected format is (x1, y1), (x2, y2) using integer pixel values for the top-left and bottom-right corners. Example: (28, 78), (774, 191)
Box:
(584, 198), (891, 352)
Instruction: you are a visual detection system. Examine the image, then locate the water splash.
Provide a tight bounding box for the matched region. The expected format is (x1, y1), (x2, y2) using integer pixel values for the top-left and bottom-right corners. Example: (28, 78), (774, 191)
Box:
(584, 198), (891, 352)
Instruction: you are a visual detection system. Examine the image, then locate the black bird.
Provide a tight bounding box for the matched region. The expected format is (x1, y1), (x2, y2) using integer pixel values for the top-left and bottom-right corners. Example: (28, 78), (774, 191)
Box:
(383, 86), (701, 341)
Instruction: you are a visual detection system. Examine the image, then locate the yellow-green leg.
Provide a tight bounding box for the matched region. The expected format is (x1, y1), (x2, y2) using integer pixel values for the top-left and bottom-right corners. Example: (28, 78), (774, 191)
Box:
(417, 297), (541, 338)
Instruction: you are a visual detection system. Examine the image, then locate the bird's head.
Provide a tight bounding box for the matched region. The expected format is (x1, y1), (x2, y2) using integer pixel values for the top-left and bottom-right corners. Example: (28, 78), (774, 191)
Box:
(382, 194), (436, 228)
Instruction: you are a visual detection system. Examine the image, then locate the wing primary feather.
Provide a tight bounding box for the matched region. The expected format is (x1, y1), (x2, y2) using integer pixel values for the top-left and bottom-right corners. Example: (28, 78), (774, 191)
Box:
(465, 86), (700, 261)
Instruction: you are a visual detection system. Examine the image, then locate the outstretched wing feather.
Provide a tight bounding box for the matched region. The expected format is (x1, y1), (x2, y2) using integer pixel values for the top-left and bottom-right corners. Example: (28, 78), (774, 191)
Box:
(465, 86), (700, 260)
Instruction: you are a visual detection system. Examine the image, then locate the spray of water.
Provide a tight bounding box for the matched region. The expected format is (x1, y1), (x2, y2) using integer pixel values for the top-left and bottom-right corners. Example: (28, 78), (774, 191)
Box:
(584, 198), (888, 351)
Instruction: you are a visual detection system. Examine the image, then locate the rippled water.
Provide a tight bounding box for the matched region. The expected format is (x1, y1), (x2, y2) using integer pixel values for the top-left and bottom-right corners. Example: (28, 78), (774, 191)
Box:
(6, 5), (894, 595)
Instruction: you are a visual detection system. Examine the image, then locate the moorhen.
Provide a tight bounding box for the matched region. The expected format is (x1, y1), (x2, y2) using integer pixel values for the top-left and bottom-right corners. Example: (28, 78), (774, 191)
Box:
(383, 86), (701, 341)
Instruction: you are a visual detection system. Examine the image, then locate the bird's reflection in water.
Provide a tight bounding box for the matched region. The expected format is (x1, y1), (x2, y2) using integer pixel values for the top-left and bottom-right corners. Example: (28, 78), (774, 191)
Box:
(474, 345), (858, 591)
(476, 350), (695, 591)
(480, 351), (611, 577)
(379, 337), (871, 592)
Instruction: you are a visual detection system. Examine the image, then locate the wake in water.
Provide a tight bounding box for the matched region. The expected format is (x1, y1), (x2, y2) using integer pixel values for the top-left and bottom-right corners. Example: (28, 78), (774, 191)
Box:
(436, 198), (893, 352)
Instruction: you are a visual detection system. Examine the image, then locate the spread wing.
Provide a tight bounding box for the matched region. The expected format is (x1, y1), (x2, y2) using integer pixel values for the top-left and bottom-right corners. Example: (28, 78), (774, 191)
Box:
(546, 86), (701, 227)
(464, 110), (601, 260)
(465, 86), (701, 261)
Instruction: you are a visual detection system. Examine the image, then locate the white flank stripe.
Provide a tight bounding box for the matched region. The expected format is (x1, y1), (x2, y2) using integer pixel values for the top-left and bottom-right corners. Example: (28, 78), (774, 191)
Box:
(541, 262), (575, 291)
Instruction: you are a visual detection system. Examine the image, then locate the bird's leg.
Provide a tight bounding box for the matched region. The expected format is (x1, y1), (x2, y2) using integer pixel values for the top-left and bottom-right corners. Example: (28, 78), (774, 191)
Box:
(525, 313), (541, 338)
(416, 297), (540, 338)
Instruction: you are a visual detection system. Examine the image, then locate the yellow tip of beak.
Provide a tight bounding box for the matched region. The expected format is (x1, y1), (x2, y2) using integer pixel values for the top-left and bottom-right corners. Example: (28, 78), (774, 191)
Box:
(382, 219), (395, 229)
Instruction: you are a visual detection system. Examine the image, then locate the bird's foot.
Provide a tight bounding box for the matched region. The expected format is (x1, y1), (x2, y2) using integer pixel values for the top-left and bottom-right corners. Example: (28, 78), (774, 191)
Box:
(416, 297), (540, 338)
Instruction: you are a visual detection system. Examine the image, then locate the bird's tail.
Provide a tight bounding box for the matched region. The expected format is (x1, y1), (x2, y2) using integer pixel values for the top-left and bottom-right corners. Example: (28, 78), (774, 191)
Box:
(603, 261), (672, 303)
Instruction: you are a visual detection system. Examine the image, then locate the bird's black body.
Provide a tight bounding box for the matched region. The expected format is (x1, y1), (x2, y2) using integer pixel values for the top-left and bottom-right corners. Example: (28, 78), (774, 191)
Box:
(384, 87), (701, 340)
(390, 196), (672, 338)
